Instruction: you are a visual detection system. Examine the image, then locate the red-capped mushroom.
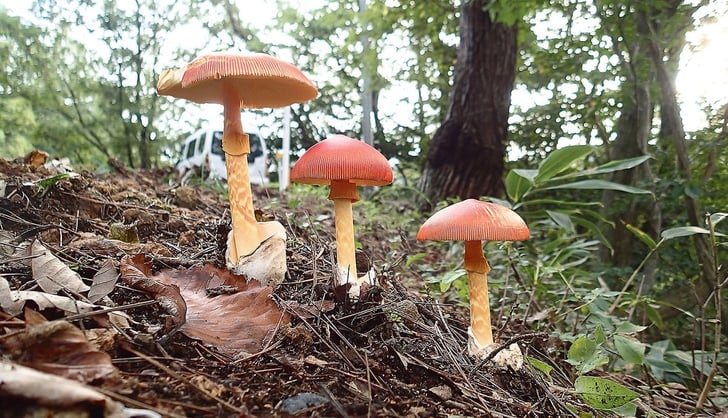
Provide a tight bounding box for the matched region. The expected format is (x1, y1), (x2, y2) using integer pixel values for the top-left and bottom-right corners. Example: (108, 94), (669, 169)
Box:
(417, 199), (529, 361)
(291, 135), (393, 295)
(157, 53), (317, 285)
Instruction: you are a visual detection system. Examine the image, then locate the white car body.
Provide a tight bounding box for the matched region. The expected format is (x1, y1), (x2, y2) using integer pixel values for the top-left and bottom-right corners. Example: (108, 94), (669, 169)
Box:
(176, 125), (269, 185)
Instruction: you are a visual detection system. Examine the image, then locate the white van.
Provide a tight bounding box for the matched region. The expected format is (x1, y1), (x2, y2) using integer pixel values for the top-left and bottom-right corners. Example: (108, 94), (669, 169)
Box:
(176, 126), (269, 185)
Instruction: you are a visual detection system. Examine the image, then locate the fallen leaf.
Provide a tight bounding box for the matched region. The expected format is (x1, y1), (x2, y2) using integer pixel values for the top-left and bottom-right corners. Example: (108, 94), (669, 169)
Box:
(119, 256), (186, 334)
(0, 230), (15, 260)
(0, 276), (97, 316)
(0, 276), (24, 315)
(31, 240), (90, 294)
(3, 309), (118, 383)
(88, 258), (118, 303)
(0, 360), (124, 415)
(121, 256), (290, 355)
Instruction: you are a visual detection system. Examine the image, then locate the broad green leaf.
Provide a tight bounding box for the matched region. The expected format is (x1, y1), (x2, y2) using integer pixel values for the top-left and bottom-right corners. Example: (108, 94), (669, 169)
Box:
(438, 269), (467, 293)
(512, 168), (538, 183)
(535, 145), (594, 183)
(547, 210), (574, 232)
(567, 336), (609, 374)
(644, 304), (664, 329)
(536, 146), (592, 180)
(506, 170), (531, 202)
(571, 216), (613, 253)
(405, 253), (426, 267)
(594, 325), (607, 345)
(544, 180), (652, 194)
(610, 402), (638, 416)
(624, 223), (657, 250)
(527, 356), (554, 376)
(556, 155), (651, 180)
(574, 376), (639, 410)
(710, 212), (728, 226)
(661, 226), (715, 240)
(615, 322), (647, 333)
(613, 335), (645, 365)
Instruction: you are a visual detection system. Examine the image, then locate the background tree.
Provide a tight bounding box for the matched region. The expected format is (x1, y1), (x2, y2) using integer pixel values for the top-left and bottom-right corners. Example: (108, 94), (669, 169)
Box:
(418, 1), (521, 205)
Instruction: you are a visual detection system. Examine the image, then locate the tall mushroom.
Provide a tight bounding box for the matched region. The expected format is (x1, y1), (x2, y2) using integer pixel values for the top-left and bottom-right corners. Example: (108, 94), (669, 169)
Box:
(417, 199), (529, 364)
(290, 135), (392, 297)
(157, 53), (317, 285)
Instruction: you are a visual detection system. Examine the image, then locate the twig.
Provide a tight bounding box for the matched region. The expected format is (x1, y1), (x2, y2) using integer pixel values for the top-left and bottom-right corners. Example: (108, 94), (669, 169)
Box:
(319, 384), (351, 418)
(120, 342), (245, 415)
(470, 332), (549, 379)
(94, 386), (185, 418)
(64, 300), (158, 321)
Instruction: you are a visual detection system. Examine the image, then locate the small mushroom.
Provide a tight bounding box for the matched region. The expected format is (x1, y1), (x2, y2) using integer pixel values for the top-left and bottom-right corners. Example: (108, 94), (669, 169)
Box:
(291, 135), (393, 297)
(417, 199), (529, 365)
(157, 53), (317, 285)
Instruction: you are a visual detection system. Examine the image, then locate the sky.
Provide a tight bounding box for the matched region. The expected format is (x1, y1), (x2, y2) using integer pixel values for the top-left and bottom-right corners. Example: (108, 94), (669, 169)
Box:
(2, 0), (727, 139)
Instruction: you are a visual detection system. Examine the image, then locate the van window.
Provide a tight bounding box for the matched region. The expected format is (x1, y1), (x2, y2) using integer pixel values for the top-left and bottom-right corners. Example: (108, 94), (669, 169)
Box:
(186, 139), (196, 158)
(248, 133), (263, 163)
(196, 132), (206, 154)
(211, 131), (224, 156)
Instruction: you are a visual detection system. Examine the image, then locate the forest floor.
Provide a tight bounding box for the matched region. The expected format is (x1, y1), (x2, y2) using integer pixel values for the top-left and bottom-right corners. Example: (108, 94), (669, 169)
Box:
(0, 155), (722, 417)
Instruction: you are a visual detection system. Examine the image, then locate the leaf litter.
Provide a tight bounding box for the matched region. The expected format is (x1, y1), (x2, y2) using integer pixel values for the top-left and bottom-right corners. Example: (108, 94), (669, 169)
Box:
(0, 157), (720, 417)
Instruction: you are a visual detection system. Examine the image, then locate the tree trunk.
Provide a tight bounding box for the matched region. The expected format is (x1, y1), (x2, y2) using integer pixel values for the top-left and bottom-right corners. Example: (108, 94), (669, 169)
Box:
(418, 0), (518, 206)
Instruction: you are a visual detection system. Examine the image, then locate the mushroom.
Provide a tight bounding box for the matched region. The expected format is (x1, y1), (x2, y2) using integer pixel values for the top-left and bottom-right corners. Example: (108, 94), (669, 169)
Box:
(157, 53), (317, 285)
(417, 199), (529, 365)
(290, 134), (393, 297)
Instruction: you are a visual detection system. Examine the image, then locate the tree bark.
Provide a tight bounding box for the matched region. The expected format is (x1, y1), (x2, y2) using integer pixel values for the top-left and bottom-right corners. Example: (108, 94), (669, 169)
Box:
(418, 0), (518, 207)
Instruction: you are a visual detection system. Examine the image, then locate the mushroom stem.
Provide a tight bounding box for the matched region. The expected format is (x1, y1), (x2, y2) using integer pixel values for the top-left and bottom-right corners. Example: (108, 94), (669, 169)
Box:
(464, 240), (493, 348)
(222, 89), (257, 261)
(329, 180), (360, 286)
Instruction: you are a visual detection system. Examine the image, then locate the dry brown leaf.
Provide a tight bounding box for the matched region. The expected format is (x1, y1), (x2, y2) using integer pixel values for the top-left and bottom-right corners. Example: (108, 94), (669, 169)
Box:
(88, 258), (119, 303)
(31, 240), (90, 294)
(119, 255), (186, 333)
(0, 230), (15, 261)
(3, 309), (118, 383)
(121, 256), (290, 355)
(0, 360), (124, 415)
(0, 276), (24, 315)
(0, 276), (97, 316)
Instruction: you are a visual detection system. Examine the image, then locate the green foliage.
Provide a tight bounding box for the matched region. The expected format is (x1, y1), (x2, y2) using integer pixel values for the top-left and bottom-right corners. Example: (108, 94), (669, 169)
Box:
(574, 376), (639, 411)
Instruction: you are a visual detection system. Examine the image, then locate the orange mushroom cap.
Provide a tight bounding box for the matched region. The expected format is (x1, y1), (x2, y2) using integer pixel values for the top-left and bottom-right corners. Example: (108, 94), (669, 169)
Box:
(157, 53), (318, 108)
(291, 135), (393, 187)
(417, 199), (530, 242)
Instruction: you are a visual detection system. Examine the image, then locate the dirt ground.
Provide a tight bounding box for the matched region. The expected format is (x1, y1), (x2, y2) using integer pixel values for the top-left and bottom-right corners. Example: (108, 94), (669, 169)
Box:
(0, 157), (718, 417)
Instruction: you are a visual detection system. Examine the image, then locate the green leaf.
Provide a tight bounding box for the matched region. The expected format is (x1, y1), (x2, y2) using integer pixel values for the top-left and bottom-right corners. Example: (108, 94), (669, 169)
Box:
(556, 155), (651, 180)
(615, 322), (647, 333)
(661, 226), (719, 240)
(624, 223), (657, 250)
(610, 401), (638, 416)
(574, 376), (639, 410)
(535, 145), (594, 183)
(512, 168), (538, 183)
(405, 253), (426, 267)
(544, 180), (652, 194)
(567, 336), (609, 374)
(547, 210), (574, 233)
(437, 269), (467, 293)
(527, 356), (554, 376)
(594, 325), (607, 345)
(613, 335), (645, 365)
(710, 212), (728, 226)
(506, 170), (532, 202)
(644, 304), (664, 329)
